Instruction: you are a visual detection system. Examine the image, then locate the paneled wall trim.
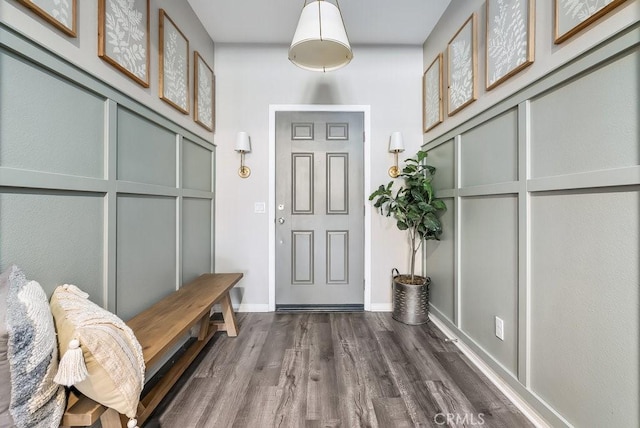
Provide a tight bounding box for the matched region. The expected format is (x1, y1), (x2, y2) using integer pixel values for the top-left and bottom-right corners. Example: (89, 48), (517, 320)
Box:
(424, 24), (639, 428)
(0, 24), (216, 320)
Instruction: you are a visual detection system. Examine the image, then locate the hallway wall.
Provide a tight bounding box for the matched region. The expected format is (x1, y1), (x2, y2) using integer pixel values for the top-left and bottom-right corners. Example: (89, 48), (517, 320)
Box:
(0, 1), (218, 375)
(0, 0), (214, 142)
(421, 1), (639, 426)
(213, 44), (424, 310)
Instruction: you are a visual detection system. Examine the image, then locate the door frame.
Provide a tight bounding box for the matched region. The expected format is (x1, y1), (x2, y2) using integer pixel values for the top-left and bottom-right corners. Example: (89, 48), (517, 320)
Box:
(268, 105), (372, 311)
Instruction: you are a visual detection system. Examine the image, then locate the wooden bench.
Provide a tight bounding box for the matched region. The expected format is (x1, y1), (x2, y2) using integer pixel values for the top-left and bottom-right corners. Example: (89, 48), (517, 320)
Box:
(60, 273), (243, 427)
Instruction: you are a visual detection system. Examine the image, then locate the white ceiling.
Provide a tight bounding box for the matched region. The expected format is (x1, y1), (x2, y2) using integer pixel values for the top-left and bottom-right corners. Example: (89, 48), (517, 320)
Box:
(187, 0), (452, 45)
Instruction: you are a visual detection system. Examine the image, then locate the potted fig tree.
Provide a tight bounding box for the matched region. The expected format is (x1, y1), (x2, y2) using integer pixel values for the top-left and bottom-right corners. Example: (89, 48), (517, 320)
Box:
(369, 150), (446, 325)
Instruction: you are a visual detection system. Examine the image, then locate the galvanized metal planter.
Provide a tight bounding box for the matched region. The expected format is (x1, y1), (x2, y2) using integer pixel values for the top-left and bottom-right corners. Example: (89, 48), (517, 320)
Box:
(391, 268), (430, 325)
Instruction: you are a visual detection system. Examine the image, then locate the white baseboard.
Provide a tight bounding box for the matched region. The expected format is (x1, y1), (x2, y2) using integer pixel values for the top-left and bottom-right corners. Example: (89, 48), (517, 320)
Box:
(234, 303), (270, 312)
(369, 303), (393, 312)
(429, 314), (551, 428)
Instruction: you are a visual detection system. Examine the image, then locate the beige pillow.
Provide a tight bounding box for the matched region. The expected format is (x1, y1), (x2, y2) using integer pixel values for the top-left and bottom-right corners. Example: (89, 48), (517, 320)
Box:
(50, 284), (144, 421)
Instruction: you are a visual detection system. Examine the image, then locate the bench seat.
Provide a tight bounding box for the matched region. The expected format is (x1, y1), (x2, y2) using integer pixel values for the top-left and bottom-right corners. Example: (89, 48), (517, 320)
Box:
(60, 273), (243, 427)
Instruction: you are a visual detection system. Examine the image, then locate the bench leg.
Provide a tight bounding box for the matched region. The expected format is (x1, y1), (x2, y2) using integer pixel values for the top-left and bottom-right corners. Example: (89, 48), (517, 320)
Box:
(197, 312), (211, 340)
(219, 292), (239, 337)
(99, 408), (124, 428)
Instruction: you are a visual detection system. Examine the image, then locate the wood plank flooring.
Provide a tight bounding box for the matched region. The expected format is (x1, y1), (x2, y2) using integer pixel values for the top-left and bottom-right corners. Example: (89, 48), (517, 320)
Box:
(147, 313), (534, 428)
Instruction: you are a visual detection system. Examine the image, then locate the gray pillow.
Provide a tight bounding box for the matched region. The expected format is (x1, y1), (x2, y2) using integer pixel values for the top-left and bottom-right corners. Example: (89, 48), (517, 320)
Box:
(6, 265), (66, 427)
(0, 266), (14, 427)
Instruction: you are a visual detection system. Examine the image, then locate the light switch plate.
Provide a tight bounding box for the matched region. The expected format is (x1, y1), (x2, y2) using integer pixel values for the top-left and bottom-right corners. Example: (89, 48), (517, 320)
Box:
(254, 202), (266, 213)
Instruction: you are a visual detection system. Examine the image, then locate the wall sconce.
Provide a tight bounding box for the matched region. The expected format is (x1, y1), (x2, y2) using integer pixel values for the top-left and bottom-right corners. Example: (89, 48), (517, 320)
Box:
(235, 132), (251, 178)
(388, 131), (405, 178)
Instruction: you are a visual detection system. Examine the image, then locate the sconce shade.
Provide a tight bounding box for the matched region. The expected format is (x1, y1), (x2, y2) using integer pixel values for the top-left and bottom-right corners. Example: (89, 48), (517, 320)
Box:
(388, 131), (405, 153)
(235, 132), (251, 153)
(288, 1), (353, 72)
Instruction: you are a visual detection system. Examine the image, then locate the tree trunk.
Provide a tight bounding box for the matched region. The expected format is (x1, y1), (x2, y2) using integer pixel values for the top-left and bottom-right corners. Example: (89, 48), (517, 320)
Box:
(409, 235), (416, 280)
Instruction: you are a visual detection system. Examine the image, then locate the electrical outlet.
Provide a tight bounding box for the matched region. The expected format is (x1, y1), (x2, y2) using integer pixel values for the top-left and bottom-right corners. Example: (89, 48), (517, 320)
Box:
(495, 316), (504, 341)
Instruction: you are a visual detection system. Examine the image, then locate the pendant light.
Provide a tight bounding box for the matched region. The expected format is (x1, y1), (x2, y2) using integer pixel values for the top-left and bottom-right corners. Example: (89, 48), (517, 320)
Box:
(288, 0), (353, 72)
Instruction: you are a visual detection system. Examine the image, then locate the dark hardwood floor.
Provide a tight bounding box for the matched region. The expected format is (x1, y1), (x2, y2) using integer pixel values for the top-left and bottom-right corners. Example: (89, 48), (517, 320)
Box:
(146, 313), (534, 428)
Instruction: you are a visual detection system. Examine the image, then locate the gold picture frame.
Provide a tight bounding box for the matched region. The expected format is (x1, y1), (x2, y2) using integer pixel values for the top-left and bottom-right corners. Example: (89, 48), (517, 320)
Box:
(17, 0), (77, 37)
(159, 9), (190, 114)
(98, 0), (150, 87)
(447, 14), (477, 116)
(554, 0), (628, 44)
(194, 52), (215, 132)
(423, 53), (443, 133)
(486, 0), (535, 90)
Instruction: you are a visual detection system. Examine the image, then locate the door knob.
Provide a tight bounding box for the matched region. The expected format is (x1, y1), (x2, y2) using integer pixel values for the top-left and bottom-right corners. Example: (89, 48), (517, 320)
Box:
(277, 217), (285, 224)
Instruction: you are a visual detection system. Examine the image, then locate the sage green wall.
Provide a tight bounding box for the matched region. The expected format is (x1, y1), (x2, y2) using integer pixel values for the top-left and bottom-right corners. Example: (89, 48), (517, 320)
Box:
(0, 26), (215, 324)
(530, 188), (639, 426)
(1, 50), (104, 178)
(423, 7), (639, 426)
(0, 190), (105, 300)
(0, 0), (214, 142)
(421, 0), (638, 141)
(0, 0), (216, 321)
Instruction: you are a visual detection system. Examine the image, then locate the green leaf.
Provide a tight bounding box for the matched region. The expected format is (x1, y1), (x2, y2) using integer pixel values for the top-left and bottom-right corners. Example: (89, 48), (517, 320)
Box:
(410, 188), (425, 202)
(424, 182), (434, 202)
(418, 202), (435, 212)
(423, 213), (442, 232)
(432, 199), (447, 211)
(403, 164), (417, 174)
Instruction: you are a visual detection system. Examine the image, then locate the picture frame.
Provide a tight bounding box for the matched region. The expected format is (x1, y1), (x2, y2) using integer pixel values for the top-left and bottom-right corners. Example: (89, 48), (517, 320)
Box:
(194, 51), (215, 132)
(486, 0), (534, 90)
(447, 14), (477, 116)
(159, 9), (190, 114)
(98, 0), (150, 87)
(555, 0), (628, 44)
(423, 53), (443, 132)
(17, 0), (77, 37)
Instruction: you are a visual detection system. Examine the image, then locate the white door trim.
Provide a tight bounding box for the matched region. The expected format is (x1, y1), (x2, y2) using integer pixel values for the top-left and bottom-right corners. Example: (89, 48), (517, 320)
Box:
(268, 104), (372, 311)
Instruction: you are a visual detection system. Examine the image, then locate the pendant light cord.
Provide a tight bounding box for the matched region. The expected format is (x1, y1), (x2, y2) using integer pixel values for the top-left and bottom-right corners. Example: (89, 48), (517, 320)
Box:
(335, 0), (350, 45)
(318, 1), (323, 41)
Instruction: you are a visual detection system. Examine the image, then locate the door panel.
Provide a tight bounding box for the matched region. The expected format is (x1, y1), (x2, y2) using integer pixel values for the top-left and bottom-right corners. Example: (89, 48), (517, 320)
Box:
(292, 230), (314, 284)
(276, 111), (364, 306)
(327, 153), (348, 214)
(327, 230), (348, 284)
(292, 154), (314, 214)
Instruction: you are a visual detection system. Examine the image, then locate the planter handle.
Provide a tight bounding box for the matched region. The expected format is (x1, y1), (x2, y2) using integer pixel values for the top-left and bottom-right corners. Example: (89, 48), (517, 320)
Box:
(391, 268), (399, 282)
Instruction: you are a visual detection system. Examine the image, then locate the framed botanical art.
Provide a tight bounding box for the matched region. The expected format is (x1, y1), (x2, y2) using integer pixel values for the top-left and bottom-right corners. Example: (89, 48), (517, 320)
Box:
(423, 53), (443, 132)
(98, 0), (150, 87)
(17, 0), (77, 37)
(447, 14), (477, 116)
(555, 0), (628, 44)
(194, 52), (215, 132)
(486, 0), (534, 90)
(159, 9), (190, 114)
